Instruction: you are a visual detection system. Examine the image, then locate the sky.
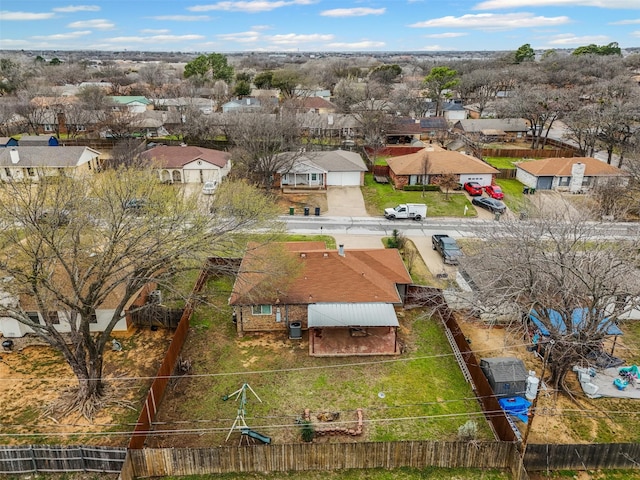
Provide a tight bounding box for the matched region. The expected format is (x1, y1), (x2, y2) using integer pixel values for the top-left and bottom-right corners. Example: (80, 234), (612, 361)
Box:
(1, 0), (640, 53)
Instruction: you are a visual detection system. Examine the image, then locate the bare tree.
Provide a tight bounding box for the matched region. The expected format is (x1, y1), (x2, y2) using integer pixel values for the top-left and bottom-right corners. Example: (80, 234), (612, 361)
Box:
(223, 112), (302, 189)
(0, 169), (282, 419)
(462, 209), (640, 394)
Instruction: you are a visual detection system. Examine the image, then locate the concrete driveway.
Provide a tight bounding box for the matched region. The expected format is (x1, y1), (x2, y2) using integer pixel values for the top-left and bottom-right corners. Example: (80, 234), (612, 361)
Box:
(325, 186), (369, 217)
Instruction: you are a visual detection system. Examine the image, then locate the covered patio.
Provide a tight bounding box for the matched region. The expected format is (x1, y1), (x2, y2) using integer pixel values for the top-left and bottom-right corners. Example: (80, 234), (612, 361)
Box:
(307, 303), (400, 357)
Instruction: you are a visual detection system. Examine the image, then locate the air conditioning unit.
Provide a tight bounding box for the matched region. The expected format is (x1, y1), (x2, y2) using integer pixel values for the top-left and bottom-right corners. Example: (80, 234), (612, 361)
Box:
(149, 289), (162, 304)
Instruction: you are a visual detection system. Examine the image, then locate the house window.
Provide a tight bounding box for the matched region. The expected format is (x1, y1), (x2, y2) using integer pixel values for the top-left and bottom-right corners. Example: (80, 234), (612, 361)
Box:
(44, 124), (54, 132)
(26, 312), (41, 324)
(75, 124), (86, 132)
(311, 173), (317, 181)
(46, 311), (60, 325)
(251, 305), (272, 315)
(88, 312), (98, 324)
(4, 168), (11, 177)
(517, 132), (523, 138)
(558, 177), (570, 187)
(582, 177), (592, 187)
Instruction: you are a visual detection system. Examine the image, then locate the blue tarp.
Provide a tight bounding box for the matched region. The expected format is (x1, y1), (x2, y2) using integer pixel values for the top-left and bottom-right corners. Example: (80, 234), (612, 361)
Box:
(529, 308), (623, 337)
(499, 396), (531, 423)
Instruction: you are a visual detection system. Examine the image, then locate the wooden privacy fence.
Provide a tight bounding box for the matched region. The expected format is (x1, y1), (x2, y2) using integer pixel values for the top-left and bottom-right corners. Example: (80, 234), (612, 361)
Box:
(126, 441), (519, 477)
(405, 285), (519, 443)
(525, 443), (640, 472)
(482, 147), (575, 158)
(0, 445), (126, 474)
(128, 259), (212, 449)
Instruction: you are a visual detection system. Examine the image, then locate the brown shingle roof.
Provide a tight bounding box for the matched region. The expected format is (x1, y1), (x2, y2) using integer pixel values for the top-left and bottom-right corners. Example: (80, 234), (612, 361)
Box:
(387, 147), (498, 176)
(140, 145), (230, 169)
(229, 242), (412, 306)
(299, 97), (336, 110)
(516, 157), (629, 177)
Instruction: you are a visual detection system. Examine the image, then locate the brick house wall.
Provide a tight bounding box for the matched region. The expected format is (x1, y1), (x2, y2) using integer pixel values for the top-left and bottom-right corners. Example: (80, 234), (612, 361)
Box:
(389, 170), (409, 189)
(236, 304), (308, 336)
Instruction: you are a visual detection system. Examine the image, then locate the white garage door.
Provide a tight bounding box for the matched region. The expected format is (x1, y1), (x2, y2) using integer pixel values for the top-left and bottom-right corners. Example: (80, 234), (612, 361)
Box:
(459, 174), (493, 186)
(326, 171), (361, 186)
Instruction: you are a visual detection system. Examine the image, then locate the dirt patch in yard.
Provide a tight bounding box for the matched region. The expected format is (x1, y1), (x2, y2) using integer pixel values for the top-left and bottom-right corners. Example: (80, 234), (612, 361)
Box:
(0, 327), (173, 446)
(455, 312), (640, 445)
(275, 191), (328, 215)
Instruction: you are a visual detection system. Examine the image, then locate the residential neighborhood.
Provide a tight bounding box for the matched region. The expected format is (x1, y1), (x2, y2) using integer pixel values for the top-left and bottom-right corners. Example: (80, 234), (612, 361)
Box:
(0, 44), (640, 480)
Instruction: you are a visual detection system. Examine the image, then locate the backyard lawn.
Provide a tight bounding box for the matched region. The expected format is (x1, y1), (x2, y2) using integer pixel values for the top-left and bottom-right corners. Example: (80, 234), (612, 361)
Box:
(149, 274), (492, 448)
(362, 174), (474, 217)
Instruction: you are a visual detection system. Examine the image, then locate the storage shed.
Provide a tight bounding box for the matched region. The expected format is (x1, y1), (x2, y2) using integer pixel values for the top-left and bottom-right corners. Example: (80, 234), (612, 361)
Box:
(480, 357), (527, 397)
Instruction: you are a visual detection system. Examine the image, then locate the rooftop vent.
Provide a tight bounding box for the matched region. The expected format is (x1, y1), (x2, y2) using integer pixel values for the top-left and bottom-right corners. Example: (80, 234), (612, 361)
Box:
(9, 149), (19, 164)
(338, 244), (345, 257)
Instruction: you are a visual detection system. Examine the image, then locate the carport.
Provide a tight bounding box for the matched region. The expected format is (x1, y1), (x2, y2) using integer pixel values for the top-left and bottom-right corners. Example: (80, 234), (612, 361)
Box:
(308, 303), (400, 357)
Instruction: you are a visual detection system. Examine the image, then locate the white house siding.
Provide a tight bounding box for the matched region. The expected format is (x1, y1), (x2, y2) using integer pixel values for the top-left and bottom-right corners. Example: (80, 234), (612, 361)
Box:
(181, 159), (231, 184)
(326, 171), (362, 186)
(0, 309), (128, 338)
(516, 168), (538, 189)
(459, 173), (493, 186)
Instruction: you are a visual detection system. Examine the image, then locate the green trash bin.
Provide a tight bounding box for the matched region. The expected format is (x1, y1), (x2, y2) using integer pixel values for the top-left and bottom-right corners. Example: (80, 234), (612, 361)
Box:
(289, 207), (295, 216)
(530, 187), (536, 195)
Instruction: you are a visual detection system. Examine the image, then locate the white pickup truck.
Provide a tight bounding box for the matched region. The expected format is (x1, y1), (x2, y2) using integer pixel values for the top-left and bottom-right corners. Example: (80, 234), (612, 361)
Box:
(384, 203), (427, 220)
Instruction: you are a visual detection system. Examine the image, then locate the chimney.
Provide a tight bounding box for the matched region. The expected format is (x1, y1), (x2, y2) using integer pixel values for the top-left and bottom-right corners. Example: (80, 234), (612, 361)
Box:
(338, 244), (345, 257)
(9, 149), (19, 164)
(570, 162), (586, 193)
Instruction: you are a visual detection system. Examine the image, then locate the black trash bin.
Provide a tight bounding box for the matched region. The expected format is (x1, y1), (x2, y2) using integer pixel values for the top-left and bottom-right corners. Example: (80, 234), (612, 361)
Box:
(304, 207), (309, 216)
(314, 207), (320, 216)
(523, 187), (530, 195)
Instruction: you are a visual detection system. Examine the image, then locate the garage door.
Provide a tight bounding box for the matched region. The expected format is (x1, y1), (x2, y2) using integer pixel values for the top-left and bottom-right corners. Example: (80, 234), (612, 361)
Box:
(459, 174), (493, 185)
(537, 176), (553, 190)
(326, 171), (361, 186)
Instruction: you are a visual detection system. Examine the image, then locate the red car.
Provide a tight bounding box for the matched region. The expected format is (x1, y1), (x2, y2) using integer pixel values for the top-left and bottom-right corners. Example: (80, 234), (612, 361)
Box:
(463, 182), (483, 196)
(484, 184), (504, 200)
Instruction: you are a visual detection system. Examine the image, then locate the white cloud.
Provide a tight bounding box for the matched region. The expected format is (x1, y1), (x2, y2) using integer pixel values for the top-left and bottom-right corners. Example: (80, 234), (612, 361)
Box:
(266, 33), (334, 45)
(107, 34), (206, 44)
(320, 7), (385, 17)
(544, 33), (610, 45)
(420, 45), (448, 51)
(188, 0), (315, 13)
(0, 11), (55, 20)
(217, 31), (263, 42)
(31, 31), (92, 40)
(424, 32), (468, 38)
(67, 18), (115, 30)
(632, 30), (640, 37)
(150, 15), (210, 21)
(409, 13), (570, 30)
(52, 5), (100, 12)
(140, 29), (170, 34)
(610, 18), (640, 25)
(474, 0), (633, 8)
(326, 40), (386, 49)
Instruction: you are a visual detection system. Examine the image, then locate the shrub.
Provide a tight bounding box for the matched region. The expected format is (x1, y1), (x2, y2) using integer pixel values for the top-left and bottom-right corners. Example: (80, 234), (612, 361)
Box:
(300, 420), (315, 442)
(403, 184), (440, 192)
(457, 420), (478, 441)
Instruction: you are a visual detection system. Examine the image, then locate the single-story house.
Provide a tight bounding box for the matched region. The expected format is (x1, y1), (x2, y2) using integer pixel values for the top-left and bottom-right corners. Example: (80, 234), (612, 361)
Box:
(17, 135), (59, 147)
(515, 157), (630, 192)
(295, 96), (337, 115)
(442, 101), (466, 122)
(387, 145), (499, 189)
(140, 145), (231, 185)
(276, 149), (368, 188)
(229, 242), (413, 357)
(0, 137), (19, 148)
(453, 118), (529, 142)
(0, 146), (101, 182)
(0, 279), (156, 338)
(222, 97), (273, 113)
(109, 96), (153, 113)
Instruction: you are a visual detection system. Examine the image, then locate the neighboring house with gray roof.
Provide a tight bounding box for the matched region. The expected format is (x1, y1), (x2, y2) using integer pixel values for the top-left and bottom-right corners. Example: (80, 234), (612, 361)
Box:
(140, 145), (231, 185)
(17, 135), (59, 146)
(0, 146), (101, 182)
(109, 96), (153, 113)
(453, 118), (529, 142)
(276, 149), (368, 189)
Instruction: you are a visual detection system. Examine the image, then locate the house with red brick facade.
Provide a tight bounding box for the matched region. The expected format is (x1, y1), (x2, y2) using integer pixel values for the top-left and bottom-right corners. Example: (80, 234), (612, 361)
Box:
(387, 146), (498, 189)
(229, 242), (412, 357)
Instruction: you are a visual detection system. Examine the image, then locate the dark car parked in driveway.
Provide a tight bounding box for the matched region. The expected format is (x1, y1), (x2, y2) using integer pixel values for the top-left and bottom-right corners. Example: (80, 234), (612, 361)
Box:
(472, 197), (507, 214)
(464, 182), (483, 196)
